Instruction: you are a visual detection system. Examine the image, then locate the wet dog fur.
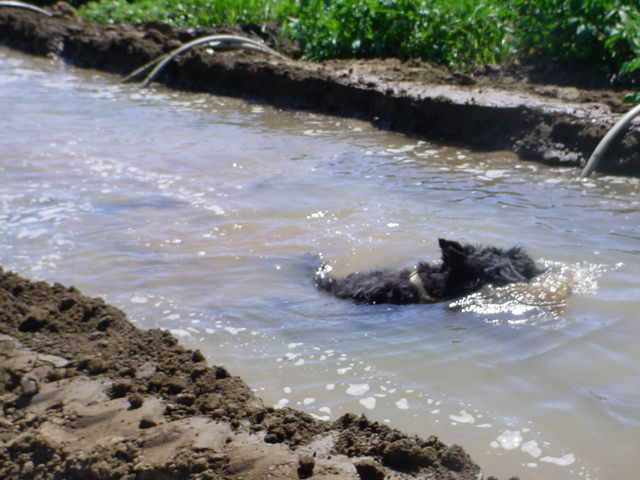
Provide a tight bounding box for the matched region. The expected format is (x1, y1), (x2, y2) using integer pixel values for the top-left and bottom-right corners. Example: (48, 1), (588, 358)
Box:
(315, 238), (543, 304)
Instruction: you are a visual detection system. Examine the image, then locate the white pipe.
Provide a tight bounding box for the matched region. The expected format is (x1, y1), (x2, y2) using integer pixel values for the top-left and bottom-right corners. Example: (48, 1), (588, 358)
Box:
(122, 34), (287, 87)
(0, 1), (52, 16)
(580, 102), (640, 177)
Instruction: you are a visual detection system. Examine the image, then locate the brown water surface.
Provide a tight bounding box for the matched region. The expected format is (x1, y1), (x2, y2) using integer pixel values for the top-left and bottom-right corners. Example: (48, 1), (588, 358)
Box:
(2, 47), (639, 479)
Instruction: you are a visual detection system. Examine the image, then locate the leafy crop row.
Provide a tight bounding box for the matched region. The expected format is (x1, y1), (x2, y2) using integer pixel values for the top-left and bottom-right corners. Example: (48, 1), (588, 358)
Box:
(77, 0), (640, 78)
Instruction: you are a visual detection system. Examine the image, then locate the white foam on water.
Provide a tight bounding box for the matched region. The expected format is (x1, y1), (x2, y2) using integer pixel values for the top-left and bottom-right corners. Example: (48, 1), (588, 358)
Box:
(521, 440), (542, 458)
(359, 397), (376, 409)
(346, 383), (370, 396)
(225, 327), (246, 335)
(540, 454), (575, 467)
(310, 413), (330, 421)
(274, 398), (289, 409)
(449, 410), (475, 424)
(169, 328), (191, 338)
(492, 430), (523, 450)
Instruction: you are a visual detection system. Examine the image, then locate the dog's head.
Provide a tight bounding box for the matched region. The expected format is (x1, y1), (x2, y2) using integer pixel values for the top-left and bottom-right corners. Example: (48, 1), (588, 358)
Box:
(423, 238), (543, 299)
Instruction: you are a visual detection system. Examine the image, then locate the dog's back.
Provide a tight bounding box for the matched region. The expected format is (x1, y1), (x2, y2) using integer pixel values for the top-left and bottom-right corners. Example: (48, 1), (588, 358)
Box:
(315, 239), (543, 305)
(316, 267), (422, 304)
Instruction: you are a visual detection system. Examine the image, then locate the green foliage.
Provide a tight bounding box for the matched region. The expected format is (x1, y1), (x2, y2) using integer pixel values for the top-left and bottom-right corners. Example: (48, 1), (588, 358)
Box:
(510, 0), (640, 74)
(79, 0), (296, 27)
(291, 0), (512, 65)
(78, 0), (640, 77)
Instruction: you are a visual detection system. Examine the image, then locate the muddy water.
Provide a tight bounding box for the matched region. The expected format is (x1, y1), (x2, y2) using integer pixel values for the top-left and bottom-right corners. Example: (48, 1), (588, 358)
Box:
(2, 46), (639, 479)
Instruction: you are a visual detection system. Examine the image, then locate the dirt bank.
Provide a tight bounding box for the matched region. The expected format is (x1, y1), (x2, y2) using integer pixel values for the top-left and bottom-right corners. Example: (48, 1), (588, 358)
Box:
(1, 2), (639, 175)
(0, 266), (496, 480)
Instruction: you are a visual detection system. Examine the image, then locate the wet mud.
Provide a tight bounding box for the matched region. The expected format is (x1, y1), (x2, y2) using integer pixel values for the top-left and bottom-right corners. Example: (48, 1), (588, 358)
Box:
(0, 266), (488, 479)
(1, 3), (639, 175)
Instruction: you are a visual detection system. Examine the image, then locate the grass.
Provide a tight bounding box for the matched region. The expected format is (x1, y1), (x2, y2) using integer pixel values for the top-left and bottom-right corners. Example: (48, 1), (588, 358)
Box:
(76, 0), (640, 79)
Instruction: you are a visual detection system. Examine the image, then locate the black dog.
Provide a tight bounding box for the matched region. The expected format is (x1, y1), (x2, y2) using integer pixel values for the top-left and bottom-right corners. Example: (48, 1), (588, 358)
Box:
(315, 239), (543, 304)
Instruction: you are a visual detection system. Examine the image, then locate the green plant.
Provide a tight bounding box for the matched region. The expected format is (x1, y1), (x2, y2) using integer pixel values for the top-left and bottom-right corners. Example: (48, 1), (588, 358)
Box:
(290, 0), (512, 65)
(78, 0), (640, 78)
(79, 0), (296, 27)
(511, 0), (640, 75)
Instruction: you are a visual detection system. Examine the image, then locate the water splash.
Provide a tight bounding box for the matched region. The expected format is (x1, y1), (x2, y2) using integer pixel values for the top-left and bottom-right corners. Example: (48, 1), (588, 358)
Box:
(450, 260), (613, 326)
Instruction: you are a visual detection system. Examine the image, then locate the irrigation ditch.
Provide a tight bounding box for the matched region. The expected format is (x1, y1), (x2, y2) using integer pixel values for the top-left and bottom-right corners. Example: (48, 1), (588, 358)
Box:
(1, 2), (639, 176)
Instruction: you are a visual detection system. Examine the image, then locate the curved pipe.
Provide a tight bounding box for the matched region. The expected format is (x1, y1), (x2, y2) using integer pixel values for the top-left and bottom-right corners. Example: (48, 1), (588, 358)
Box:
(580, 102), (640, 177)
(122, 34), (287, 87)
(0, 1), (52, 16)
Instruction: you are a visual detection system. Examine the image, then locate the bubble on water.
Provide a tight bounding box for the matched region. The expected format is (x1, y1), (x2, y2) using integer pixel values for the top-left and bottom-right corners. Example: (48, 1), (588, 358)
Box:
(346, 384), (370, 396)
(492, 430), (523, 450)
(521, 440), (541, 458)
(449, 410), (475, 424)
(359, 397), (376, 409)
(224, 327), (246, 335)
(169, 328), (191, 338)
(274, 398), (289, 409)
(386, 145), (415, 154)
(310, 413), (330, 421)
(540, 453), (575, 467)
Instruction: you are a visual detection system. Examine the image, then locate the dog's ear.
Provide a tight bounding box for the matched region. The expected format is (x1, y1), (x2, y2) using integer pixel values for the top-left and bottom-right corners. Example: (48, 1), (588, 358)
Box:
(438, 238), (467, 265)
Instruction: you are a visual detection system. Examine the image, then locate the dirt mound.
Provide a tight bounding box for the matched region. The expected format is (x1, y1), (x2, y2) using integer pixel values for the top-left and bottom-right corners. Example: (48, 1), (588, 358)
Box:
(1, 3), (639, 175)
(0, 266), (486, 479)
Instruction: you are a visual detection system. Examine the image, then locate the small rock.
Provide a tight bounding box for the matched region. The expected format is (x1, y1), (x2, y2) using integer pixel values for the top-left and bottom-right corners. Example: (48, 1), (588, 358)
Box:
(109, 381), (130, 399)
(382, 438), (435, 470)
(354, 459), (385, 480)
(191, 350), (205, 362)
(297, 454), (314, 479)
(128, 394), (144, 410)
(52, 2), (76, 17)
(20, 376), (39, 397)
(440, 444), (473, 472)
(176, 393), (195, 406)
(139, 417), (157, 429)
(21, 460), (34, 475)
(58, 297), (76, 312)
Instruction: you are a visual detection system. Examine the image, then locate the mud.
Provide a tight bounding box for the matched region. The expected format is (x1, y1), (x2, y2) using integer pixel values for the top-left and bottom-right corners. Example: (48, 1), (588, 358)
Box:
(1, 3), (639, 175)
(0, 266), (498, 479)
